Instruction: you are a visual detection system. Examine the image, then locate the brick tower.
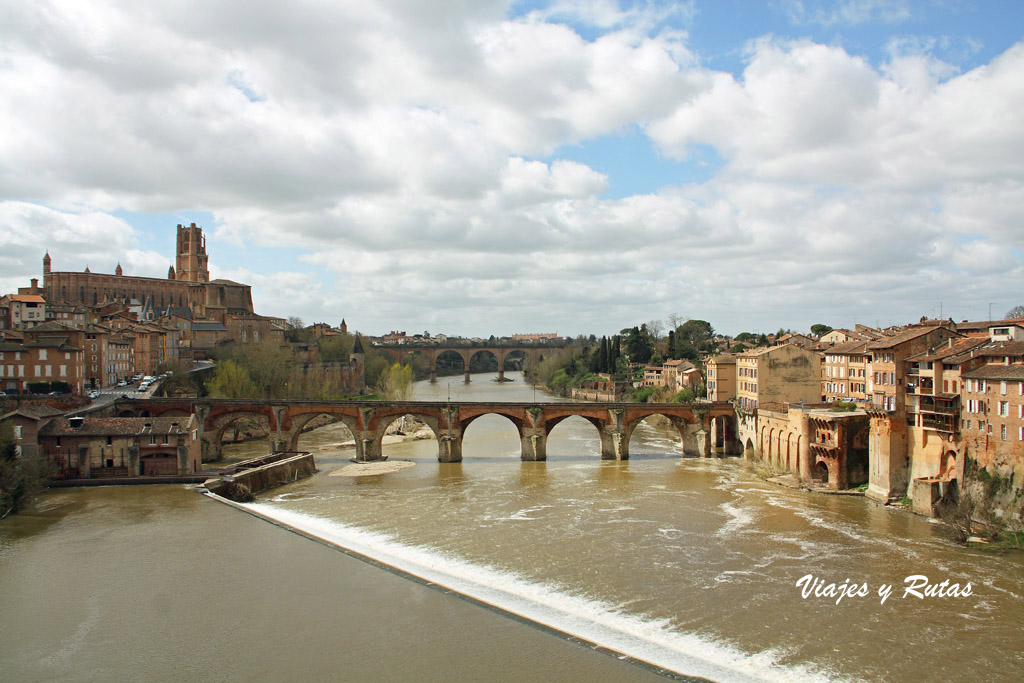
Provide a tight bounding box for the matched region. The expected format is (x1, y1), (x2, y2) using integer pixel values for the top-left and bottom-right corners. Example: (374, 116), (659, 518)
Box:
(175, 223), (209, 283)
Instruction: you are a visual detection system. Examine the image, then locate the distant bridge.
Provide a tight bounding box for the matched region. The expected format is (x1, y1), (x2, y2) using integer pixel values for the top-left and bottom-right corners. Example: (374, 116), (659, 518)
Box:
(372, 342), (567, 382)
(113, 398), (741, 463)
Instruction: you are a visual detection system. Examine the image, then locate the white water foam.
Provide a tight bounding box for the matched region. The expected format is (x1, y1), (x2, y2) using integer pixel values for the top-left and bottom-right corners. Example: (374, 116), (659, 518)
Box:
(229, 497), (839, 683)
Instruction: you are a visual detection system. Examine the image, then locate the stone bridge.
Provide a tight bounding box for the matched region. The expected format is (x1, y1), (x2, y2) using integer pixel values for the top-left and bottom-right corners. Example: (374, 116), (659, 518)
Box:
(372, 343), (557, 382)
(113, 398), (739, 463)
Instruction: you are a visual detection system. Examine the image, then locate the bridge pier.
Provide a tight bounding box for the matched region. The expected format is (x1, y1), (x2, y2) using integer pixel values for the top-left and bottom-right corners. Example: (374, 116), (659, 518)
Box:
(355, 433), (385, 462)
(464, 369), (471, 384)
(521, 430), (547, 461)
(438, 433), (463, 463)
(693, 428), (712, 458)
(497, 368), (505, 382)
(600, 429), (628, 460)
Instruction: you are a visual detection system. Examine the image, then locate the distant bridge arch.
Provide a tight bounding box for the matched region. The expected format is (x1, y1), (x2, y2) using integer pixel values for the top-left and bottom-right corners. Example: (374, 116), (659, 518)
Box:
(373, 343), (556, 383)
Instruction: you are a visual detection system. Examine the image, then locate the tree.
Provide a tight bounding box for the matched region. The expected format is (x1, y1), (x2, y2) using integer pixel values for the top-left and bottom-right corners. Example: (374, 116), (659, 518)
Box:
(810, 324), (833, 337)
(677, 319), (715, 355)
(666, 313), (685, 332)
(1006, 305), (1024, 319)
(624, 326), (654, 364)
(318, 334), (354, 362)
(377, 363), (414, 401)
(646, 319), (664, 341)
(1, 419), (48, 518)
(207, 360), (257, 398)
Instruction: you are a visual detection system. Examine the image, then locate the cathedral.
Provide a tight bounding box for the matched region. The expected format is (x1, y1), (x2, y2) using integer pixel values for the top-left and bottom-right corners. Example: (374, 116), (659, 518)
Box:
(43, 223), (255, 323)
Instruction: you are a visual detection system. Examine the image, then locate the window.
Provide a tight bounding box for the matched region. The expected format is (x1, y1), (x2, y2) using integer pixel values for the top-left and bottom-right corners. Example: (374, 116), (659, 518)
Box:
(999, 401), (1009, 417)
(1001, 380), (1007, 395)
(1001, 424), (1007, 441)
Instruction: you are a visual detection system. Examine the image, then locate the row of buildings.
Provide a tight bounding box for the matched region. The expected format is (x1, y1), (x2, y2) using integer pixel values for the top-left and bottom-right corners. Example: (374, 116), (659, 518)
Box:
(699, 318), (1024, 516)
(0, 224), (287, 393)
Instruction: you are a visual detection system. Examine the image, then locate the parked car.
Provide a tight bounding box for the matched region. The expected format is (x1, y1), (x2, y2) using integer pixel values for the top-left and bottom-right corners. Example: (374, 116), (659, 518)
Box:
(117, 380), (127, 387)
(87, 390), (100, 399)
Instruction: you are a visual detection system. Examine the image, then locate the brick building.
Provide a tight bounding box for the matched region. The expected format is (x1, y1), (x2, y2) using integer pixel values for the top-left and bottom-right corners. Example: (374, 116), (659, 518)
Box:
(866, 325), (960, 412)
(821, 340), (871, 403)
(39, 415), (202, 479)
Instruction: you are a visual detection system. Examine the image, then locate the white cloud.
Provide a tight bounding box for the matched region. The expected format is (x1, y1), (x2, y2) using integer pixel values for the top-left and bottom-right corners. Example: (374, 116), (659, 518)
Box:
(0, 2), (1020, 334)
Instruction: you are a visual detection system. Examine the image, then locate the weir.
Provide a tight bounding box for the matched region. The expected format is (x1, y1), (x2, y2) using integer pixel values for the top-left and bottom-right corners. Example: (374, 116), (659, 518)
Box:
(112, 398), (739, 464)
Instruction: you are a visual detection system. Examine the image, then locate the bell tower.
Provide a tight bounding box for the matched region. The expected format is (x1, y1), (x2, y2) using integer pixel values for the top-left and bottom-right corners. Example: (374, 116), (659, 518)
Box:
(175, 223), (209, 283)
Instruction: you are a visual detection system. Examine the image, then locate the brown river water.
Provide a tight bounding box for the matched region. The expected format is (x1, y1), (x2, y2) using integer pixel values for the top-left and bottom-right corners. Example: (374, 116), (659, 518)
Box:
(2, 372), (1023, 682)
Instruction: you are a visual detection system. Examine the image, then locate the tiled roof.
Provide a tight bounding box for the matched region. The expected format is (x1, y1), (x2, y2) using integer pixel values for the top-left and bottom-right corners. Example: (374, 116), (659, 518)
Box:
(24, 321), (75, 333)
(866, 326), (955, 350)
(906, 336), (988, 363)
(822, 340), (869, 356)
(945, 340), (1024, 365)
(955, 317), (1024, 332)
(707, 354), (737, 364)
(1, 405), (64, 421)
(9, 294), (45, 303)
(40, 415), (195, 437)
(961, 364), (1024, 380)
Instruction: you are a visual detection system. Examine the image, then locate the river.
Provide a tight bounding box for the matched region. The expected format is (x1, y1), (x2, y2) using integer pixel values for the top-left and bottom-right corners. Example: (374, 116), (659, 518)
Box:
(2, 372), (1023, 681)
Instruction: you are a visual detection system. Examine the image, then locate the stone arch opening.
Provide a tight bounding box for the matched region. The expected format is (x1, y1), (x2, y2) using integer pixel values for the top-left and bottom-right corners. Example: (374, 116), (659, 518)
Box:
(745, 438), (755, 457)
(210, 412), (273, 463)
(461, 412), (523, 460)
(501, 350), (529, 373)
(435, 349), (467, 378)
(626, 413), (689, 456)
(944, 451), (958, 480)
(467, 349), (499, 376)
(813, 460), (829, 483)
(545, 415), (603, 457)
(711, 414), (738, 452)
(288, 412), (359, 455)
(376, 413), (439, 459)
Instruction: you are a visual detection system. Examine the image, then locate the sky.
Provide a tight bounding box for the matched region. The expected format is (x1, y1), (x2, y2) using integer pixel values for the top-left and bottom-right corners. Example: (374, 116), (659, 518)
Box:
(1, 0), (1022, 337)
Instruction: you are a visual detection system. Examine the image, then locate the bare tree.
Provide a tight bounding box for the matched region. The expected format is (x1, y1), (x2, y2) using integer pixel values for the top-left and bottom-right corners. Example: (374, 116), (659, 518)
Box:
(1005, 305), (1024, 319)
(666, 313), (686, 332)
(646, 319), (665, 341)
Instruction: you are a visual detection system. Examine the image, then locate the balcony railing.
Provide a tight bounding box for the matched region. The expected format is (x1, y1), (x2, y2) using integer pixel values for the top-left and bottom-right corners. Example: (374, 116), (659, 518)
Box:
(919, 403), (957, 415)
(921, 416), (959, 433)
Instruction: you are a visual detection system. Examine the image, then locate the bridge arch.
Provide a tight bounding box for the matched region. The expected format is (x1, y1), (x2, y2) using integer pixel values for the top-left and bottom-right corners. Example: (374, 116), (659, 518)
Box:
(206, 410), (274, 463)
(284, 411), (362, 454)
(623, 412), (696, 457)
(461, 411), (523, 459)
(544, 415), (604, 457)
(435, 349), (469, 381)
